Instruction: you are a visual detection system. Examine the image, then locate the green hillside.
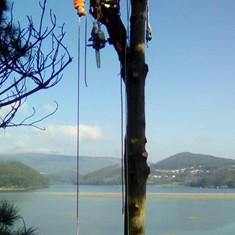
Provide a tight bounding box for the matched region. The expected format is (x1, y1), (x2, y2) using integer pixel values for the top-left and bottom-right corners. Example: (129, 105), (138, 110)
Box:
(79, 164), (122, 185)
(0, 153), (121, 184)
(0, 161), (50, 191)
(152, 152), (235, 170)
(2, 152), (235, 188)
(150, 152), (235, 188)
(77, 152), (235, 187)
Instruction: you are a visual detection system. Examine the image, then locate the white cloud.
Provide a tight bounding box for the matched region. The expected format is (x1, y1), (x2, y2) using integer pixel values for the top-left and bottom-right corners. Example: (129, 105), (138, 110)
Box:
(0, 124), (102, 155)
(0, 130), (34, 153)
(36, 124), (101, 142)
(38, 125), (77, 141)
(79, 124), (101, 141)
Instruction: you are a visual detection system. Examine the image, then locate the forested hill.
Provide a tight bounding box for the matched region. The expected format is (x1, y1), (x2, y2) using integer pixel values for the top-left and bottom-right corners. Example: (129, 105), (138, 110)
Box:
(2, 152), (235, 188)
(0, 161), (50, 191)
(0, 153), (121, 184)
(152, 152), (235, 170)
(149, 152), (235, 188)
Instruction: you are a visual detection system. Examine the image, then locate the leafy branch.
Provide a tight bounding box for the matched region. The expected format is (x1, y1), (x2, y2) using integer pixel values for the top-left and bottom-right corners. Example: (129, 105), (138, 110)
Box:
(0, 0), (72, 128)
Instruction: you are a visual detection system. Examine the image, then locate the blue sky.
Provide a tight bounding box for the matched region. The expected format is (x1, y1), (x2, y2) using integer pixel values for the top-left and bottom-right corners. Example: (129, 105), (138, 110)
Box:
(0, 0), (235, 162)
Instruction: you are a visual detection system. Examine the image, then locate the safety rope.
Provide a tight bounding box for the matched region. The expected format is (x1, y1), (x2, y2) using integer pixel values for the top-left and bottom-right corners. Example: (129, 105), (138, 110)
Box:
(75, 1), (136, 234)
(114, 0), (125, 216)
(82, 5), (98, 87)
(84, 16), (88, 87)
(76, 16), (81, 235)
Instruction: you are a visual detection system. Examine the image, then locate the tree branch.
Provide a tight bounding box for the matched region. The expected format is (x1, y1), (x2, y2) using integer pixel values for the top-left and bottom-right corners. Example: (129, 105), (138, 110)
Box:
(0, 0), (72, 128)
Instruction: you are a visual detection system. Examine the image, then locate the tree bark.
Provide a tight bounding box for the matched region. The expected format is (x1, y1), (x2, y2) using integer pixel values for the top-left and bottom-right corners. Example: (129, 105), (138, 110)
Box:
(124, 0), (150, 234)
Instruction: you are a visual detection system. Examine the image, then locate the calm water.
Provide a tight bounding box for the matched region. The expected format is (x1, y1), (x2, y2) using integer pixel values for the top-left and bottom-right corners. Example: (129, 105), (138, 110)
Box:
(1, 185), (235, 235)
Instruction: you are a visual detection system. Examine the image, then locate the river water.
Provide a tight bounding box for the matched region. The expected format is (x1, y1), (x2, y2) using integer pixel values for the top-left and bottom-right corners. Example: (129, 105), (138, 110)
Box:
(1, 184), (235, 235)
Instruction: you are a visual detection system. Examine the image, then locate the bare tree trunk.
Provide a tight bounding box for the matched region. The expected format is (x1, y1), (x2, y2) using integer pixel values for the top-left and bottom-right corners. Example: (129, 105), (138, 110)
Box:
(124, 0), (150, 234)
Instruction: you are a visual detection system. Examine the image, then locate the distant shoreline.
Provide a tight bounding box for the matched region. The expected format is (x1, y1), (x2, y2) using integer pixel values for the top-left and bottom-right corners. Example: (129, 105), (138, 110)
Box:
(0, 187), (30, 192)
(36, 192), (235, 199)
(0, 186), (47, 192)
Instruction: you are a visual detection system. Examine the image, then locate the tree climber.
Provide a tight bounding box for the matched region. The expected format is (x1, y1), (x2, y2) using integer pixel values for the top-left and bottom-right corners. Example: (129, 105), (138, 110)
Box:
(74, 0), (87, 16)
(74, 0), (128, 74)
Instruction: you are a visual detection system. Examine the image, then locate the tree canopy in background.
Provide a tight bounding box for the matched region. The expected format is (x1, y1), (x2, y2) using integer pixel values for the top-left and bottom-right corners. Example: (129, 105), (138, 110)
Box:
(0, 201), (36, 235)
(0, 0), (72, 129)
(0, 160), (49, 190)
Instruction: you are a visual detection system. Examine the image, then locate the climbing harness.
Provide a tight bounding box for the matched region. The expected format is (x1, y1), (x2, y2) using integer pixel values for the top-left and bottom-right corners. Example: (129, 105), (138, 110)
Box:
(87, 20), (107, 68)
(146, 0), (152, 46)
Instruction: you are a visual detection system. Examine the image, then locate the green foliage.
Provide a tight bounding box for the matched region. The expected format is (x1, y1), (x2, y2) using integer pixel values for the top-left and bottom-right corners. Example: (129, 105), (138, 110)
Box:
(79, 165), (122, 185)
(74, 152), (235, 187)
(150, 152), (235, 188)
(0, 0), (72, 129)
(0, 161), (49, 190)
(153, 152), (235, 170)
(0, 201), (37, 235)
(0, 153), (121, 184)
(0, 0), (26, 63)
(0, 201), (20, 230)
(190, 168), (235, 188)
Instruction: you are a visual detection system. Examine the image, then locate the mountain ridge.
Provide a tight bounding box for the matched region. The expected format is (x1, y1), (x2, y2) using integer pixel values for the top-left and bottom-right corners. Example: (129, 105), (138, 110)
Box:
(0, 152), (121, 173)
(152, 152), (235, 170)
(149, 152), (235, 187)
(1, 152), (235, 187)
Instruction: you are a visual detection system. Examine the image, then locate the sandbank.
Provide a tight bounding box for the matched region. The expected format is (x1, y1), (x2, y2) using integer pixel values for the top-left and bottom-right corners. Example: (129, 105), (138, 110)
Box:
(36, 192), (235, 199)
